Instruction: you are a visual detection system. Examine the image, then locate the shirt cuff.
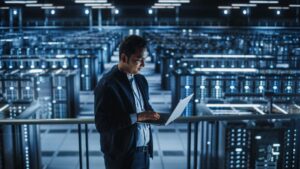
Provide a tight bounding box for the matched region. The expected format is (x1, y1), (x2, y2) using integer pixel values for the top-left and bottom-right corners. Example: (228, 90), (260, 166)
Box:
(130, 113), (137, 124)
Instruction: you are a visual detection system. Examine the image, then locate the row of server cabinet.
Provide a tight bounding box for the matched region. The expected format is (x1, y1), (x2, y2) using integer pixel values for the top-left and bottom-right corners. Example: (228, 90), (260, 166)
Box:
(145, 29), (300, 169)
(195, 118), (300, 169)
(0, 31), (122, 91)
(0, 102), (299, 169)
(0, 30), (122, 169)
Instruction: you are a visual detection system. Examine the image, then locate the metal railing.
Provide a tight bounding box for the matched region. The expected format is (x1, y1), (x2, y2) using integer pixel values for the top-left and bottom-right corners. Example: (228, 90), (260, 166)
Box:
(1, 113), (300, 169)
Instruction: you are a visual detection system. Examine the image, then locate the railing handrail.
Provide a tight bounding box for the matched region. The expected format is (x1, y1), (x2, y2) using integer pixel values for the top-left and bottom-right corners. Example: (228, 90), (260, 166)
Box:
(0, 113), (299, 125)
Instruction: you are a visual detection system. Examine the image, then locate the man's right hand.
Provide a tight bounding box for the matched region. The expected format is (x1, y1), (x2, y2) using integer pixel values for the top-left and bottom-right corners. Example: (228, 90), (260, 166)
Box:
(137, 111), (160, 122)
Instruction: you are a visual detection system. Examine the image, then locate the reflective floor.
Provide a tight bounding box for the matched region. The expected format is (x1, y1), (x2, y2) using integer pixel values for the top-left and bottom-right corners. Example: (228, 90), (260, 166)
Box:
(40, 51), (190, 169)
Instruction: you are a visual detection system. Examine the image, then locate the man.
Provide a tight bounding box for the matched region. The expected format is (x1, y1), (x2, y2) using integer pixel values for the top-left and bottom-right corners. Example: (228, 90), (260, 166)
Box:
(94, 35), (160, 169)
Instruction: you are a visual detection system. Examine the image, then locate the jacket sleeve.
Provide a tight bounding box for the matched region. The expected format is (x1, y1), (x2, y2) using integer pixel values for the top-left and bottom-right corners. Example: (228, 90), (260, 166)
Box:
(94, 83), (133, 133)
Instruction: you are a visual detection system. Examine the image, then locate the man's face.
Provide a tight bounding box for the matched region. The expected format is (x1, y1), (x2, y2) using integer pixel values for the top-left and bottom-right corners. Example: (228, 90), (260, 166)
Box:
(124, 48), (147, 74)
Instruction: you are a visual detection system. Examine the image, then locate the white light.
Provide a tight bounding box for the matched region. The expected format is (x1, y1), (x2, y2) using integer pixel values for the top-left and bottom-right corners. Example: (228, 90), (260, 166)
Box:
(242, 9), (247, 15)
(255, 135), (262, 140)
(193, 54), (259, 58)
(158, 0), (190, 3)
(185, 85), (190, 89)
(152, 6), (175, 9)
(42, 6), (65, 9)
(85, 9), (90, 15)
(50, 9), (55, 15)
(193, 68), (258, 73)
(276, 10), (281, 15)
(232, 3), (256, 7)
(235, 148), (242, 152)
(206, 104), (261, 108)
(75, 0), (107, 3)
(57, 86), (62, 90)
(13, 9), (18, 15)
(5, 1), (37, 4)
(25, 87), (30, 90)
(250, 0), (278, 3)
(223, 9), (229, 15)
(290, 4), (300, 7)
(26, 4), (53, 7)
(154, 3), (181, 6)
(148, 9), (153, 15)
(114, 9), (119, 14)
(84, 3), (112, 6)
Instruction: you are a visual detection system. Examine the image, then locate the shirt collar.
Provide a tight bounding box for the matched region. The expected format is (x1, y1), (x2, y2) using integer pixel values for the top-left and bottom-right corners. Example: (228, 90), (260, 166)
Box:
(127, 73), (134, 81)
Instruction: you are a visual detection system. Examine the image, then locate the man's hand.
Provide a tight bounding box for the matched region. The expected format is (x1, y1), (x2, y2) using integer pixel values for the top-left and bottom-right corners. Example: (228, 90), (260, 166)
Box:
(137, 111), (160, 122)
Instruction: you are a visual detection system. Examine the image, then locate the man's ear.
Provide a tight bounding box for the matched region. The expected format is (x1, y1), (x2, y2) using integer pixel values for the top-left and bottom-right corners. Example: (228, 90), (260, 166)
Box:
(120, 53), (127, 63)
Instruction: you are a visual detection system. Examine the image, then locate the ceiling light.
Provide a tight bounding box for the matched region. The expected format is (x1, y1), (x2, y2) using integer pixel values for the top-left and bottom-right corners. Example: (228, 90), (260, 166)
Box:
(85, 9), (90, 15)
(148, 9), (153, 14)
(154, 3), (181, 6)
(13, 9), (18, 15)
(5, 0), (37, 4)
(249, 0), (278, 3)
(75, 0), (107, 3)
(50, 9), (55, 15)
(42, 6), (65, 9)
(276, 10), (281, 15)
(223, 9), (229, 15)
(158, 0), (189, 3)
(26, 3), (53, 7)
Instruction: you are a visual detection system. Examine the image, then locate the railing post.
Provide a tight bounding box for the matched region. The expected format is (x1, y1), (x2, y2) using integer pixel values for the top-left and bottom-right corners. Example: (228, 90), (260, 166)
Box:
(187, 122), (191, 169)
(78, 124), (83, 169)
(85, 124), (90, 169)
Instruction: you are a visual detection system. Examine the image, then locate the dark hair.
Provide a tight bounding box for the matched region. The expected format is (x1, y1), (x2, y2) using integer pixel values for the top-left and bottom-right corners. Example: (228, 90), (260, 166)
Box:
(119, 35), (147, 59)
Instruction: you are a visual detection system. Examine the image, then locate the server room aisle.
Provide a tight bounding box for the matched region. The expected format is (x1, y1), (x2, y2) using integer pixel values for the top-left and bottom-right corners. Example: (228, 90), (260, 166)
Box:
(40, 49), (190, 169)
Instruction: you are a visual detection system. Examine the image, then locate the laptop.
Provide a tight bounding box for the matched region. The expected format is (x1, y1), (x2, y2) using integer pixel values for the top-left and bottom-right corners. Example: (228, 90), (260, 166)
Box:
(143, 94), (194, 126)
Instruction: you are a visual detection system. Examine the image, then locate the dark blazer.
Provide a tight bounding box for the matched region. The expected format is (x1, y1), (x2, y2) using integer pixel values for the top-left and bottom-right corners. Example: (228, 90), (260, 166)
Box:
(94, 65), (154, 159)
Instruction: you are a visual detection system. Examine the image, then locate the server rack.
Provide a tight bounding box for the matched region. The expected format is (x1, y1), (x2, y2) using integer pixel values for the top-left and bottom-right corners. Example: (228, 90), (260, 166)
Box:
(0, 101), (41, 169)
(0, 69), (80, 118)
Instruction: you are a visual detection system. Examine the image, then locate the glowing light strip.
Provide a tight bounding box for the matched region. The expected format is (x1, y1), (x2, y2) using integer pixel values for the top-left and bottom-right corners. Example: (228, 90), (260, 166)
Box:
(0, 7), (10, 9)
(152, 6), (176, 8)
(158, 0), (190, 3)
(0, 105), (9, 112)
(84, 3), (112, 6)
(294, 104), (300, 110)
(250, 0), (278, 3)
(26, 3), (53, 7)
(5, 1), (37, 4)
(91, 6), (115, 8)
(154, 3), (181, 6)
(273, 104), (288, 114)
(75, 0), (107, 3)
(206, 104), (261, 108)
(41, 6), (65, 9)
(218, 6), (240, 9)
(232, 3), (257, 7)
(268, 6), (289, 9)
(193, 68), (258, 73)
(193, 54), (258, 58)
(253, 106), (265, 115)
(289, 4), (300, 7)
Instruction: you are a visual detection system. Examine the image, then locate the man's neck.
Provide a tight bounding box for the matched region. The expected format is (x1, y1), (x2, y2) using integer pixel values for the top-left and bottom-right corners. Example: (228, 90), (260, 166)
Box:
(118, 63), (131, 75)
